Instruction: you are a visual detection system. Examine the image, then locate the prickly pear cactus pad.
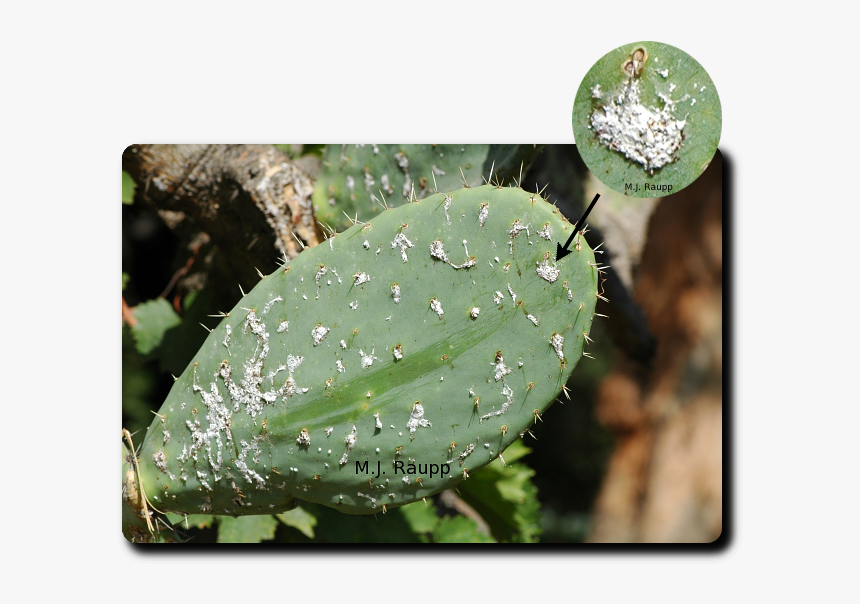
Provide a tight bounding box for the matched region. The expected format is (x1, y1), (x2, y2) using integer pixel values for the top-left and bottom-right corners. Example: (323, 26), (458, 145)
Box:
(133, 184), (599, 516)
(313, 144), (542, 231)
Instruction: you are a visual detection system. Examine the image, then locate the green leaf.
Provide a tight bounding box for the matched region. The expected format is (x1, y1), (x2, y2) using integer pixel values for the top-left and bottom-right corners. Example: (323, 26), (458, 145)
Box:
(456, 440), (542, 543)
(122, 272), (130, 291)
(572, 41), (720, 197)
(301, 502), (422, 543)
(216, 515), (279, 543)
(122, 170), (136, 204)
(121, 326), (160, 435)
(496, 439), (531, 464)
(399, 500), (439, 534)
(154, 291), (215, 375)
(277, 506), (317, 539)
(130, 298), (181, 356)
(432, 515), (496, 543)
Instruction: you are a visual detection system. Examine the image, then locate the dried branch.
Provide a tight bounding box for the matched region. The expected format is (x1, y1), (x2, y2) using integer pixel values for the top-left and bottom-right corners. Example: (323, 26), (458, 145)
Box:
(123, 145), (324, 299)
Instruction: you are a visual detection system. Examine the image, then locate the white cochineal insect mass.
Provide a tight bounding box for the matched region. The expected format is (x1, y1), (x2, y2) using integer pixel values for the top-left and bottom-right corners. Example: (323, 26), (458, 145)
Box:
(590, 76), (686, 173)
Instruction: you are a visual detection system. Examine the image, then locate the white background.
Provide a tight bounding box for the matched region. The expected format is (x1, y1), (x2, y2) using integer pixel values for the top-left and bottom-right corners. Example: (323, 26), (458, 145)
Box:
(1, 1), (856, 600)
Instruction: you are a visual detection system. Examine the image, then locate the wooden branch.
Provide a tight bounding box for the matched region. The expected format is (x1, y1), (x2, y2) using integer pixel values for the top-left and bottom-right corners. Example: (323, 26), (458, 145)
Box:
(439, 489), (491, 536)
(121, 296), (137, 327)
(122, 145), (323, 287)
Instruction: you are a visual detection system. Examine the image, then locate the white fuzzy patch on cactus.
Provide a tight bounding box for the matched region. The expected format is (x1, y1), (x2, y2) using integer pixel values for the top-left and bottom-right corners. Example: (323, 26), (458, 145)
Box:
(152, 450), (176, 480)
(451, 256), (476, 270)
(353, 272), (370, 286)
(458, 444), (475, 465)
(296, 428), (311, 446)
(478, 203), (489, 227)
(393, 344), (403, 360)
(315, 265), (328, 285)
(277, 320), (289, 333)
(493, 291), (503, 304)
(430, 297), (444, 318)
(312, 324), (330, 346)
(429, 238), (474, 269)
(480, 399), (511, 422)
(470, 307), (480, 319)
(287, 354), (303, 374)
(204, 312), (302, 442)
(507, 284), (517, 303)
(374, 413), (383, 429)
(590, 77), (686, 173)
(236, 437), (266, 487)
(359, 348), (379, 369)
(536, 259), (560, 283)
(391, 283), (401, 303)
(406, 402), (432, 437)
(263, 296), (282, 314)
(492, 354), (512, 381)
(508, 219), (530, 238)
(340, 425), (357, 465)
(550, 332), (565, 361)
(357, 492), (376, 507)
(527, 314), (539, 326)
(537, 224), (552, 240)
(391, 233), (414, 262)
(395, 151), (409, 170)
(223, 324), (232, 355)
(345, 175), (355, 197)
(429, 239), (448, 262)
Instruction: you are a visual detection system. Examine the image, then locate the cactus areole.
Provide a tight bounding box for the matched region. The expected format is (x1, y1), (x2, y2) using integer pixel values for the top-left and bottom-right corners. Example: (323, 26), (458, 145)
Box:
(132, 185), (599, 515)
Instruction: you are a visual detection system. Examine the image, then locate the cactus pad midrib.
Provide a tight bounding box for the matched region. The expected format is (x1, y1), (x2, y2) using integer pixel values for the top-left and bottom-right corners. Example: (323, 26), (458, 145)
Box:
(135, 185), (597, 516)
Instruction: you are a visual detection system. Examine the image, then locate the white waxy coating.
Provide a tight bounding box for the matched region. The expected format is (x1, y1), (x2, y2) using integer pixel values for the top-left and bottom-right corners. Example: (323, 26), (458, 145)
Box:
(311, 324), (330, 345)
(550, 333), (565, 361)
(430, 298), (444, 317)
(590, 77), (685, 173)
(536, 259), (560, 283)
(406, 402), (432, 437)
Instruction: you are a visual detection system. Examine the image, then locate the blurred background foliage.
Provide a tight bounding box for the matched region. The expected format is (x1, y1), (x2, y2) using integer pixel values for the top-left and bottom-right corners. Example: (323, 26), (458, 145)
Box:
(122, 144), (722, 543)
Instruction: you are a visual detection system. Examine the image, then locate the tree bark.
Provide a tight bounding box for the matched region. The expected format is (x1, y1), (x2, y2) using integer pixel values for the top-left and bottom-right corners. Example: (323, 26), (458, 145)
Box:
(588, 154), (723, 543)
(123, 145), (324, 301)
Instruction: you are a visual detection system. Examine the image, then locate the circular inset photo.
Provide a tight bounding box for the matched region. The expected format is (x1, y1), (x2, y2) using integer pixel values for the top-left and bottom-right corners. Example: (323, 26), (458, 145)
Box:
(572, 41), (721, 197)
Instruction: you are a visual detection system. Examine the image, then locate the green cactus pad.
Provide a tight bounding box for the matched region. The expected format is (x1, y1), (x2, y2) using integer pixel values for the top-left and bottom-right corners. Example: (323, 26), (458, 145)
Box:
(134, 185), (599, 515)
(313, 144), (542, 231)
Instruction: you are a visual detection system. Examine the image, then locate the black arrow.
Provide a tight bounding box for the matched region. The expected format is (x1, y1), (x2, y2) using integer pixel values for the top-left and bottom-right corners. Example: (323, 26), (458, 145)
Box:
(556, 193), (600, 261)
